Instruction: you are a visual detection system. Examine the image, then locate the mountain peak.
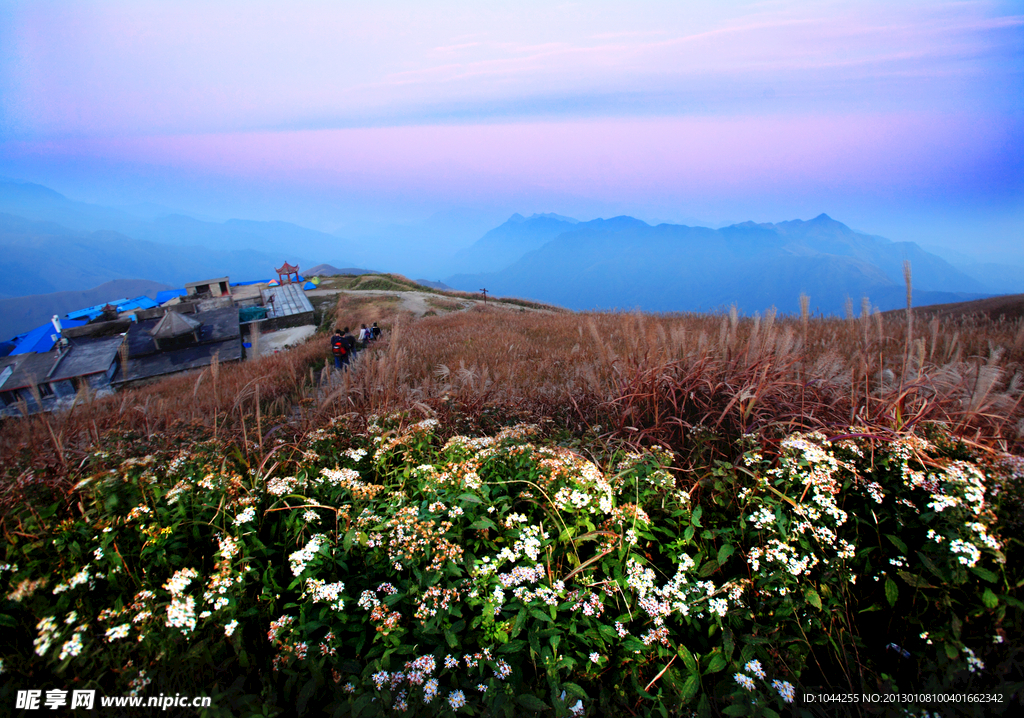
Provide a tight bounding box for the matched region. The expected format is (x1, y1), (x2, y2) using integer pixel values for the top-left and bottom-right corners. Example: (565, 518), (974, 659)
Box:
(506, 213), (526, 224)
(528, 212), (578, 224)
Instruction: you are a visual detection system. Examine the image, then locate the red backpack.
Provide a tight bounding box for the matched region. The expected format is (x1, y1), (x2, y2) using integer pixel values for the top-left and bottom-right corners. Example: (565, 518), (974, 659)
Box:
(332, 336), (347, 356)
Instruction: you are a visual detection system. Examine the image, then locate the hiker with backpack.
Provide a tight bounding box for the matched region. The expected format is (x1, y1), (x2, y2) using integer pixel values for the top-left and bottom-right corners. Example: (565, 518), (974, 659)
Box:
(331, 327), (355, 370)
(371, 322), (381, 341)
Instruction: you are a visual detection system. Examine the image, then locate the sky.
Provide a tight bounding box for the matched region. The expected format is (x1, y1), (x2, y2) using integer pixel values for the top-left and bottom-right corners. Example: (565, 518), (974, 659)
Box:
(0, 0), (1021, 259)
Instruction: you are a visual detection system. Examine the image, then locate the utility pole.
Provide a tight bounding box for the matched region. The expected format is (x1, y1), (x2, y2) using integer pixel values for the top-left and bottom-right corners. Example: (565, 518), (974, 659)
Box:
(480, 288), (488, 304)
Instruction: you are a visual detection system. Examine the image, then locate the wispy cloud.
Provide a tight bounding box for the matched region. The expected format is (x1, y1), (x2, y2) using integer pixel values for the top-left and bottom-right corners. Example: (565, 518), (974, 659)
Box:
(1, 0), (1019, 138)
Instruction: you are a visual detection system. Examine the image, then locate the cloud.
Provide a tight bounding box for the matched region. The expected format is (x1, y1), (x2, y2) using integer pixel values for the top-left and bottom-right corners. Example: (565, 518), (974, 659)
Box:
(0, 1), (1019, 138)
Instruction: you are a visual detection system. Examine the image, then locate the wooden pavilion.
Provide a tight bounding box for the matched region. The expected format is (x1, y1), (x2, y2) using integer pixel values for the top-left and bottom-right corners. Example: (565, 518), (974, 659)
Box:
(275, 262), (300, 285)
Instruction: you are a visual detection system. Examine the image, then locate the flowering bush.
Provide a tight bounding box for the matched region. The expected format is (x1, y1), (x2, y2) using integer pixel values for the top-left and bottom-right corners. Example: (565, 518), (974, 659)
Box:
(0, 416), (1021, 716)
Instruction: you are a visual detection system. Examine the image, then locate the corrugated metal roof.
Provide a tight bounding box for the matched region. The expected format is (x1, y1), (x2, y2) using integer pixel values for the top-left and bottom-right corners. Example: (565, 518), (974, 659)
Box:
(262, 283), (314, 319)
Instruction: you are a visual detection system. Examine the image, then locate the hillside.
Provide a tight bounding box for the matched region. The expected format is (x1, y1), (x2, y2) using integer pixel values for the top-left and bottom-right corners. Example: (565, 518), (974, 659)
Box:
(0, 213), (305, 297)
(887, 292), (1024, 322)
(447, 214), (990, 315)
(448, 212), (579, 274)
(306, 263), (379, 277)
(0, 180), (359, 273)
(0, 278), (172, 340)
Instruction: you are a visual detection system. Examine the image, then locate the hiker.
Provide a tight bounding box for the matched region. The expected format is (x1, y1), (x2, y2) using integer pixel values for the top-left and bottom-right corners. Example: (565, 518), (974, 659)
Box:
(371, 322), (381, 340)
(342, 327), (357, 360)
(359, 323), (370, 345)
(331, 327), (354, 370)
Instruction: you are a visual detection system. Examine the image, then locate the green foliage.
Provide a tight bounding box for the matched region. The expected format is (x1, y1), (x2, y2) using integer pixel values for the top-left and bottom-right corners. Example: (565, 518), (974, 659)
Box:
(1, 419), (1021, 716)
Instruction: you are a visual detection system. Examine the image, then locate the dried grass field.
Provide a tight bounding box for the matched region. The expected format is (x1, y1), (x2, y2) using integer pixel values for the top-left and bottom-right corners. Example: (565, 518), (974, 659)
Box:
(3, 296), (1023, 510)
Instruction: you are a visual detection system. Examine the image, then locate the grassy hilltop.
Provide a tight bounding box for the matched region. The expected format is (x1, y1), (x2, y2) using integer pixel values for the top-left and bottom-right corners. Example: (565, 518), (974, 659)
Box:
(1, 283), (1023, 717)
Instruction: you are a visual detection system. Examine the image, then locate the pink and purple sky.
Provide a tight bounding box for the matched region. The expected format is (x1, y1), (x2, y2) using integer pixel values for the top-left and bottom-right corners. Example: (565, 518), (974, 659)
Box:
(0, 0), (1021, 258)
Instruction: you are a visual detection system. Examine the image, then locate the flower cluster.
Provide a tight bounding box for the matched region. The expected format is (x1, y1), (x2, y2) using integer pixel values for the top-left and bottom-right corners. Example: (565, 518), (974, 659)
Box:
(304, 578), (346, 610)
(288, 534), (328, 576)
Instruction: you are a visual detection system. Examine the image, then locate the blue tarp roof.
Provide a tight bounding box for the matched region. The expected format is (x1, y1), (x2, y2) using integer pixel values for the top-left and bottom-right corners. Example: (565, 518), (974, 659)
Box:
(67, 299), (130, 321)
(118, 296), (160, 312)
(302, 281), (316, 290)
(231, 279), (270, 286)
(66, 295), (159, 321)
(10, 318), (87, 355)
(155, 289), (187, 304)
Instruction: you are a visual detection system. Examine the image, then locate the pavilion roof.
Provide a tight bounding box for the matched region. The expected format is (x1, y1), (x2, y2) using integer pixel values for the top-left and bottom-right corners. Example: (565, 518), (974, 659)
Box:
(149, 310), (201, 339)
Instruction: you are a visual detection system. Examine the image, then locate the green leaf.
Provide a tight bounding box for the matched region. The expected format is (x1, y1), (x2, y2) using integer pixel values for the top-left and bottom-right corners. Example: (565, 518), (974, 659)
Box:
(897, 571), (934, 589)
(691, 505), (703, 528)
(917, 551), (947, 582)
(680, 673), (700, 702)
(722, 704), (750, 716)
(678, 644), (698, 675)
(622, 636), (645, 653)
(705, 653), (727, 674)
(512, 609), (528, 637)
(982, 588), (999, 609)
(944, 642), (958, 660)
(885, 534), (908, 554)
(468, 518), (497, 530)
(516, 694), (552, 712)
(970, 566), (998, 583)
(698, 560), (719, 577)
(596, 623), (616, 643)
(717, 544), (735, 567)
(457, 493), (484, 504)
(804, 588), (822, 610)
(296, 676), (319, 715)
(562, 682), (588, 700)
(529, 630), (542, 657)
(885, 578), (898, 606)
(530, 609), (553, 623)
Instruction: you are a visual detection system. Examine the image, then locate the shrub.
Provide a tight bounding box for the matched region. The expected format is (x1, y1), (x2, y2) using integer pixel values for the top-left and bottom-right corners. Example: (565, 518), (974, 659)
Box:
(2, 416), (1020, 716)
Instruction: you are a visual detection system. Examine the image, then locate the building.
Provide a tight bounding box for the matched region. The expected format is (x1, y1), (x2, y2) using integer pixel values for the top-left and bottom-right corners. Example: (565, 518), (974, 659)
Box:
(1, 267), (320, 414)
(0, 331), (125, 415)
(185, 277), (232, 299)
(112, 305), (242, 388)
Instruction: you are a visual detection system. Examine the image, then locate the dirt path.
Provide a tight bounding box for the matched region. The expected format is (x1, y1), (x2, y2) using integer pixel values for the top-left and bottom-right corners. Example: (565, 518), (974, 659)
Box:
(258, 325), (317, 356)
(305, 287), (556, 318)
(305, 288), (468, 317)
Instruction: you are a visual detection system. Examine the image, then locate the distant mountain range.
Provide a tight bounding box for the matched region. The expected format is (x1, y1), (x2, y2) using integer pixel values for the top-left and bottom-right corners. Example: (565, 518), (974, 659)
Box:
(448, 212), (580, 274)
(0, 213), (305, 297)
(2, 179), (1023, 319)
(445, 213), (1003, 315)
(0, 180), (356, 272)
